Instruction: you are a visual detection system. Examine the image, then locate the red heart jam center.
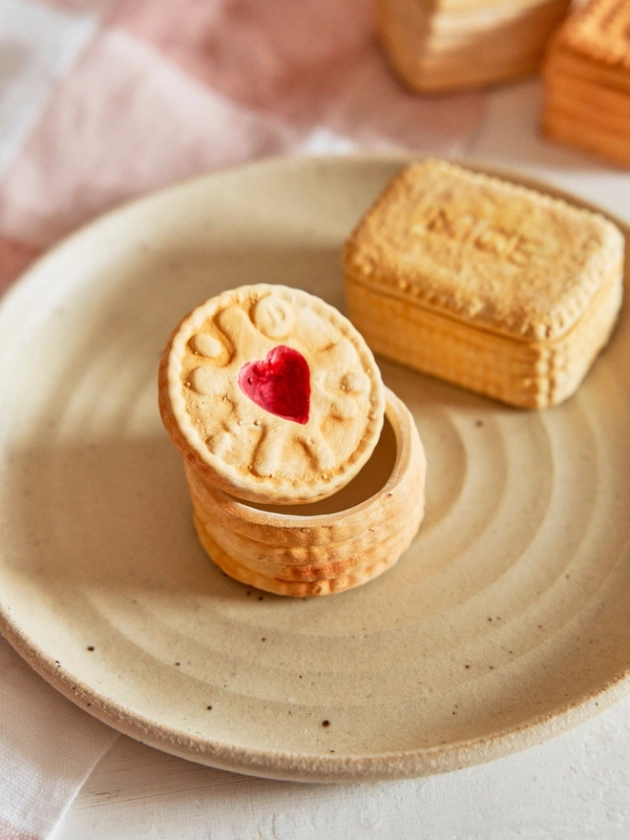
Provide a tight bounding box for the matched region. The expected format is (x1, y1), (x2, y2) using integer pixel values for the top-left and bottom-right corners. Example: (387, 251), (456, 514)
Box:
(238, 345), (310, 425)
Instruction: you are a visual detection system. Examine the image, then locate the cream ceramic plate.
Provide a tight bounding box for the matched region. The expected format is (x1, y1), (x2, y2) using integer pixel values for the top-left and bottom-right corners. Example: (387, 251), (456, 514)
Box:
(1, 156), (629, 783)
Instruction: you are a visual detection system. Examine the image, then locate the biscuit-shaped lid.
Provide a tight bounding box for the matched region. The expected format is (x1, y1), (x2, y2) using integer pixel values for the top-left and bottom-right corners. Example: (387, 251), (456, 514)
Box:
(158, 284), (385, 505)
(558, 0), (630, 69)
(343, 159), (625, 342)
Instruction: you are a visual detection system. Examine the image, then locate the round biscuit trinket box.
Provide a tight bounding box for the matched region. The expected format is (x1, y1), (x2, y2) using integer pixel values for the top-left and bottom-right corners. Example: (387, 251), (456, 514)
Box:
(158, 283), (427, 596)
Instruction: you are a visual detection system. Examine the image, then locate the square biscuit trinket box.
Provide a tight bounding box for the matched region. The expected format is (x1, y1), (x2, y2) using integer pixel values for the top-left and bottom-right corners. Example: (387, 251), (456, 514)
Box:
(343, 159), (625, 409)
(158, 284), (427, 597)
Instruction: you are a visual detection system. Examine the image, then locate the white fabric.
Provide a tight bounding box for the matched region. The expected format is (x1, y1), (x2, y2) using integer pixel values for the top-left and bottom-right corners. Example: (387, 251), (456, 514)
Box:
(0, 636), (117, 840)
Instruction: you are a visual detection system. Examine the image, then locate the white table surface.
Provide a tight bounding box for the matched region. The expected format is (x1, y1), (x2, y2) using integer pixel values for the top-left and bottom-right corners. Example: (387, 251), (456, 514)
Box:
(52, 78), (630, 840)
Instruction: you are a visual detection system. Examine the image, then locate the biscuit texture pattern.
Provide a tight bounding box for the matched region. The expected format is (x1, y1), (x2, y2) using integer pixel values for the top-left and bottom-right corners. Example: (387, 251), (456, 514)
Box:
(159, 284), (385, 504)
(344, 160), (624, 408)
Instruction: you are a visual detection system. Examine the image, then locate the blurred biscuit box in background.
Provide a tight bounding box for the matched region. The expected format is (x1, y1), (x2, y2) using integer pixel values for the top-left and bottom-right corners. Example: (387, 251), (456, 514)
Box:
(542, 0), (630, 168)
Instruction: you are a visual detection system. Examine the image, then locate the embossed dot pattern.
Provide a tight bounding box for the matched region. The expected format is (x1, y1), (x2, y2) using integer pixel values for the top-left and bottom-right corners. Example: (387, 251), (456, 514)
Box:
(0, 158), (629, 783)
(159, 284), (386, 504)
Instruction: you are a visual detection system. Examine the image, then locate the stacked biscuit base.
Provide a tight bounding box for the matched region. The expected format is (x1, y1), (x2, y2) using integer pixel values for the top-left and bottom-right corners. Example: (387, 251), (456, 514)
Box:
(185, 389), (426, 597)
(542, 0), (630, 169)
(377, 0), (571, 93)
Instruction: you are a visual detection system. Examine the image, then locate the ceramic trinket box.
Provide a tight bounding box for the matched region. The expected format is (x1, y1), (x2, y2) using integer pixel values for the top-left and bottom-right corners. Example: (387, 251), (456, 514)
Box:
(158, 284), (427, 595)
(542, 0), (630, 169)
(343, 159), (624, 409)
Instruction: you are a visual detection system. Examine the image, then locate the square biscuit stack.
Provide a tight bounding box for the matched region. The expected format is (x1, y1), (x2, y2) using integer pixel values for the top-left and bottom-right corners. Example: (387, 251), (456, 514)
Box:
(376, 0), (571, 93)
(542, 0), (630, 168)
(343, 159), (625, 409)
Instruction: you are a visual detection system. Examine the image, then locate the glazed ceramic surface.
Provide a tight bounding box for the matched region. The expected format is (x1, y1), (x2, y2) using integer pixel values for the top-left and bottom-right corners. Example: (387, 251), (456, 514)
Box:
(0, 156), (629, 782)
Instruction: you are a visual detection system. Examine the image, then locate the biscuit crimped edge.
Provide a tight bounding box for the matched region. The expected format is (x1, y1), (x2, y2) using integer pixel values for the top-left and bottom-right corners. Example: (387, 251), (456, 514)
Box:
(190, 472), (424, 571)
(194, 494), (423, 583)
(193, 512), (418, 596)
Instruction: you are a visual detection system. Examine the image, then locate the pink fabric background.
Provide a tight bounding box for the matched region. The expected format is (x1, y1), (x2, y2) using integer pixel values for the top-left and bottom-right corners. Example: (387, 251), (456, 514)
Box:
(0, 0), (483, 290)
